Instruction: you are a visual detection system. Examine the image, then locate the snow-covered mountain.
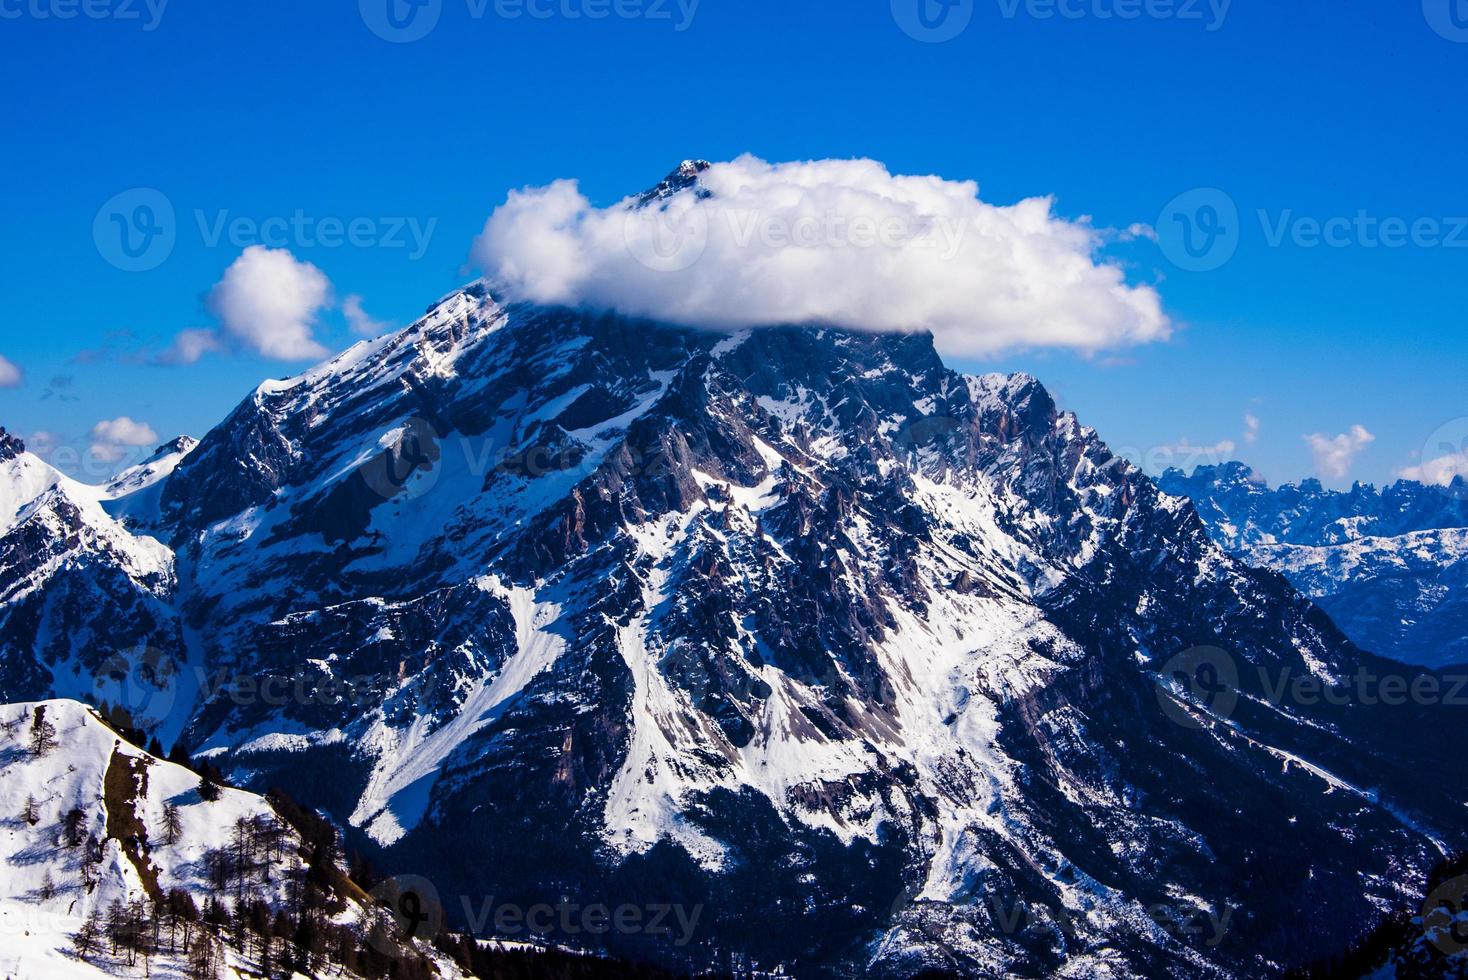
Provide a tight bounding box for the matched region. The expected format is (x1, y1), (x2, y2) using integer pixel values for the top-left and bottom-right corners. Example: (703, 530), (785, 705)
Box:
(3, 264), (1467, 975)
(0, 429), (182, 738)
(0, 698), (465, 979)
(1159, 462), (1468, 668)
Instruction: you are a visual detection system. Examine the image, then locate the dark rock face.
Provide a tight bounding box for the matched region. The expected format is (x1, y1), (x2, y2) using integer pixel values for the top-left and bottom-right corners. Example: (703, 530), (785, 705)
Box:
(0, 427), (24, 462)
(1159, 462), (1468, 667)
(2, 291), (1466, 978)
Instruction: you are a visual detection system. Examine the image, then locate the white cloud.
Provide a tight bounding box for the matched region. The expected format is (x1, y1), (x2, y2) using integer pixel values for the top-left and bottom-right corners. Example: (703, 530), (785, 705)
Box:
(343, 294), (389, 337)
(1399, 451), (1468, 487)
(470, 156), (1171, 357)
(207, 246), (331, 361)
(0, 355), (22, 388)
(1243, 412), (1260, 445)
(1305, 425), (1375, 480)
(27, 431), (58, 457)
(156, 328), (223, 365)
(89, 416), (159, 463)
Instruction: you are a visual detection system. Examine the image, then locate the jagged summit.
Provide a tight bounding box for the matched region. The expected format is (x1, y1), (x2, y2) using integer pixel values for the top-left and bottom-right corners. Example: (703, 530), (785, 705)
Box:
(634, 158), (713, 207)
(0, 426), (25, 462)
(150, 434), (197, 459)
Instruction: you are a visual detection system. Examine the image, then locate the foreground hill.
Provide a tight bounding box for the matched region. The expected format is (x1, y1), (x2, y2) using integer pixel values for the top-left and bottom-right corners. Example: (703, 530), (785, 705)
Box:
(0, 698), (466, 979)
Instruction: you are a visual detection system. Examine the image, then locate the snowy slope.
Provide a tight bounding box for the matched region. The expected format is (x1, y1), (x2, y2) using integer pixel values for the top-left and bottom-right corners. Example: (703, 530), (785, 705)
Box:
(0, 699), (294, 978)
(0, 698), (467, 980)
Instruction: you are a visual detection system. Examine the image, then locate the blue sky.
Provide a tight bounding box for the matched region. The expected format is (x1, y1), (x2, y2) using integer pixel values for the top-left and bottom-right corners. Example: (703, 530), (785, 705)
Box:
(0, 0), (1464, 487)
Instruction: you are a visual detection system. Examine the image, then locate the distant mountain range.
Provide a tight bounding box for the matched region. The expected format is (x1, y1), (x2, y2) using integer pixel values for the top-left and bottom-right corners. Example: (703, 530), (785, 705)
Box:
(1159, 462), (1468, 669)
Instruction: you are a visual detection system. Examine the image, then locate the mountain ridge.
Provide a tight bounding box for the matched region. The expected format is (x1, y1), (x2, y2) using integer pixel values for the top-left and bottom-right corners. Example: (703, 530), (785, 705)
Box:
(1159, 461), (1468, 668)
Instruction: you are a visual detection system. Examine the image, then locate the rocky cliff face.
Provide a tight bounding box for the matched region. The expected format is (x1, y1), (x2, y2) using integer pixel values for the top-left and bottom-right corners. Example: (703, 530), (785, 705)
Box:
(2, 288), (1465, 977)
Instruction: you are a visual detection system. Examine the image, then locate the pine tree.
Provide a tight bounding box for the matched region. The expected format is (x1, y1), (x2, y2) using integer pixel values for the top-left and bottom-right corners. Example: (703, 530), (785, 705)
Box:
(198, 773), (221, 802)
(21, 793), (39, 825)
(28, 705), (58, 756)
(64, 806), (87, 847)
(163, 801), (183, 845)
(39, 869), (56, 901)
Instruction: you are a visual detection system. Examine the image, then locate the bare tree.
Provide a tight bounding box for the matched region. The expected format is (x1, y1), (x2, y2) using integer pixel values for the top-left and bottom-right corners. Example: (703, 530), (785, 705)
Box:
(28, 705), (58, 756)
(187, 931), (220, 980)
(71, 905), (104, 961)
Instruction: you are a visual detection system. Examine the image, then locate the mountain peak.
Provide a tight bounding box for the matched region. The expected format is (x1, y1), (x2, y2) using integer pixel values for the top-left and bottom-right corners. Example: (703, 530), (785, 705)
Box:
(149, 434), (197, 461)
(634, 159), (713, 208)
(0, 427), (23, 462)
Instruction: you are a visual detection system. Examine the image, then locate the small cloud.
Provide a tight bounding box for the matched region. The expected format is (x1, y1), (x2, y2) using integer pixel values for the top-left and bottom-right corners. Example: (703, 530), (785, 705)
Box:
(27, 431), (59, 458)
(1304, 425), (1374, 480)
(0, 355), (22, 388)
(1399, 451), (1468, 487)
(1243, 412), (1260, 445)
(155, 328), (223, 366)
(343, 294), (390, 337)
(89, 416), (159, 463)
(208, 246), (331, 361)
